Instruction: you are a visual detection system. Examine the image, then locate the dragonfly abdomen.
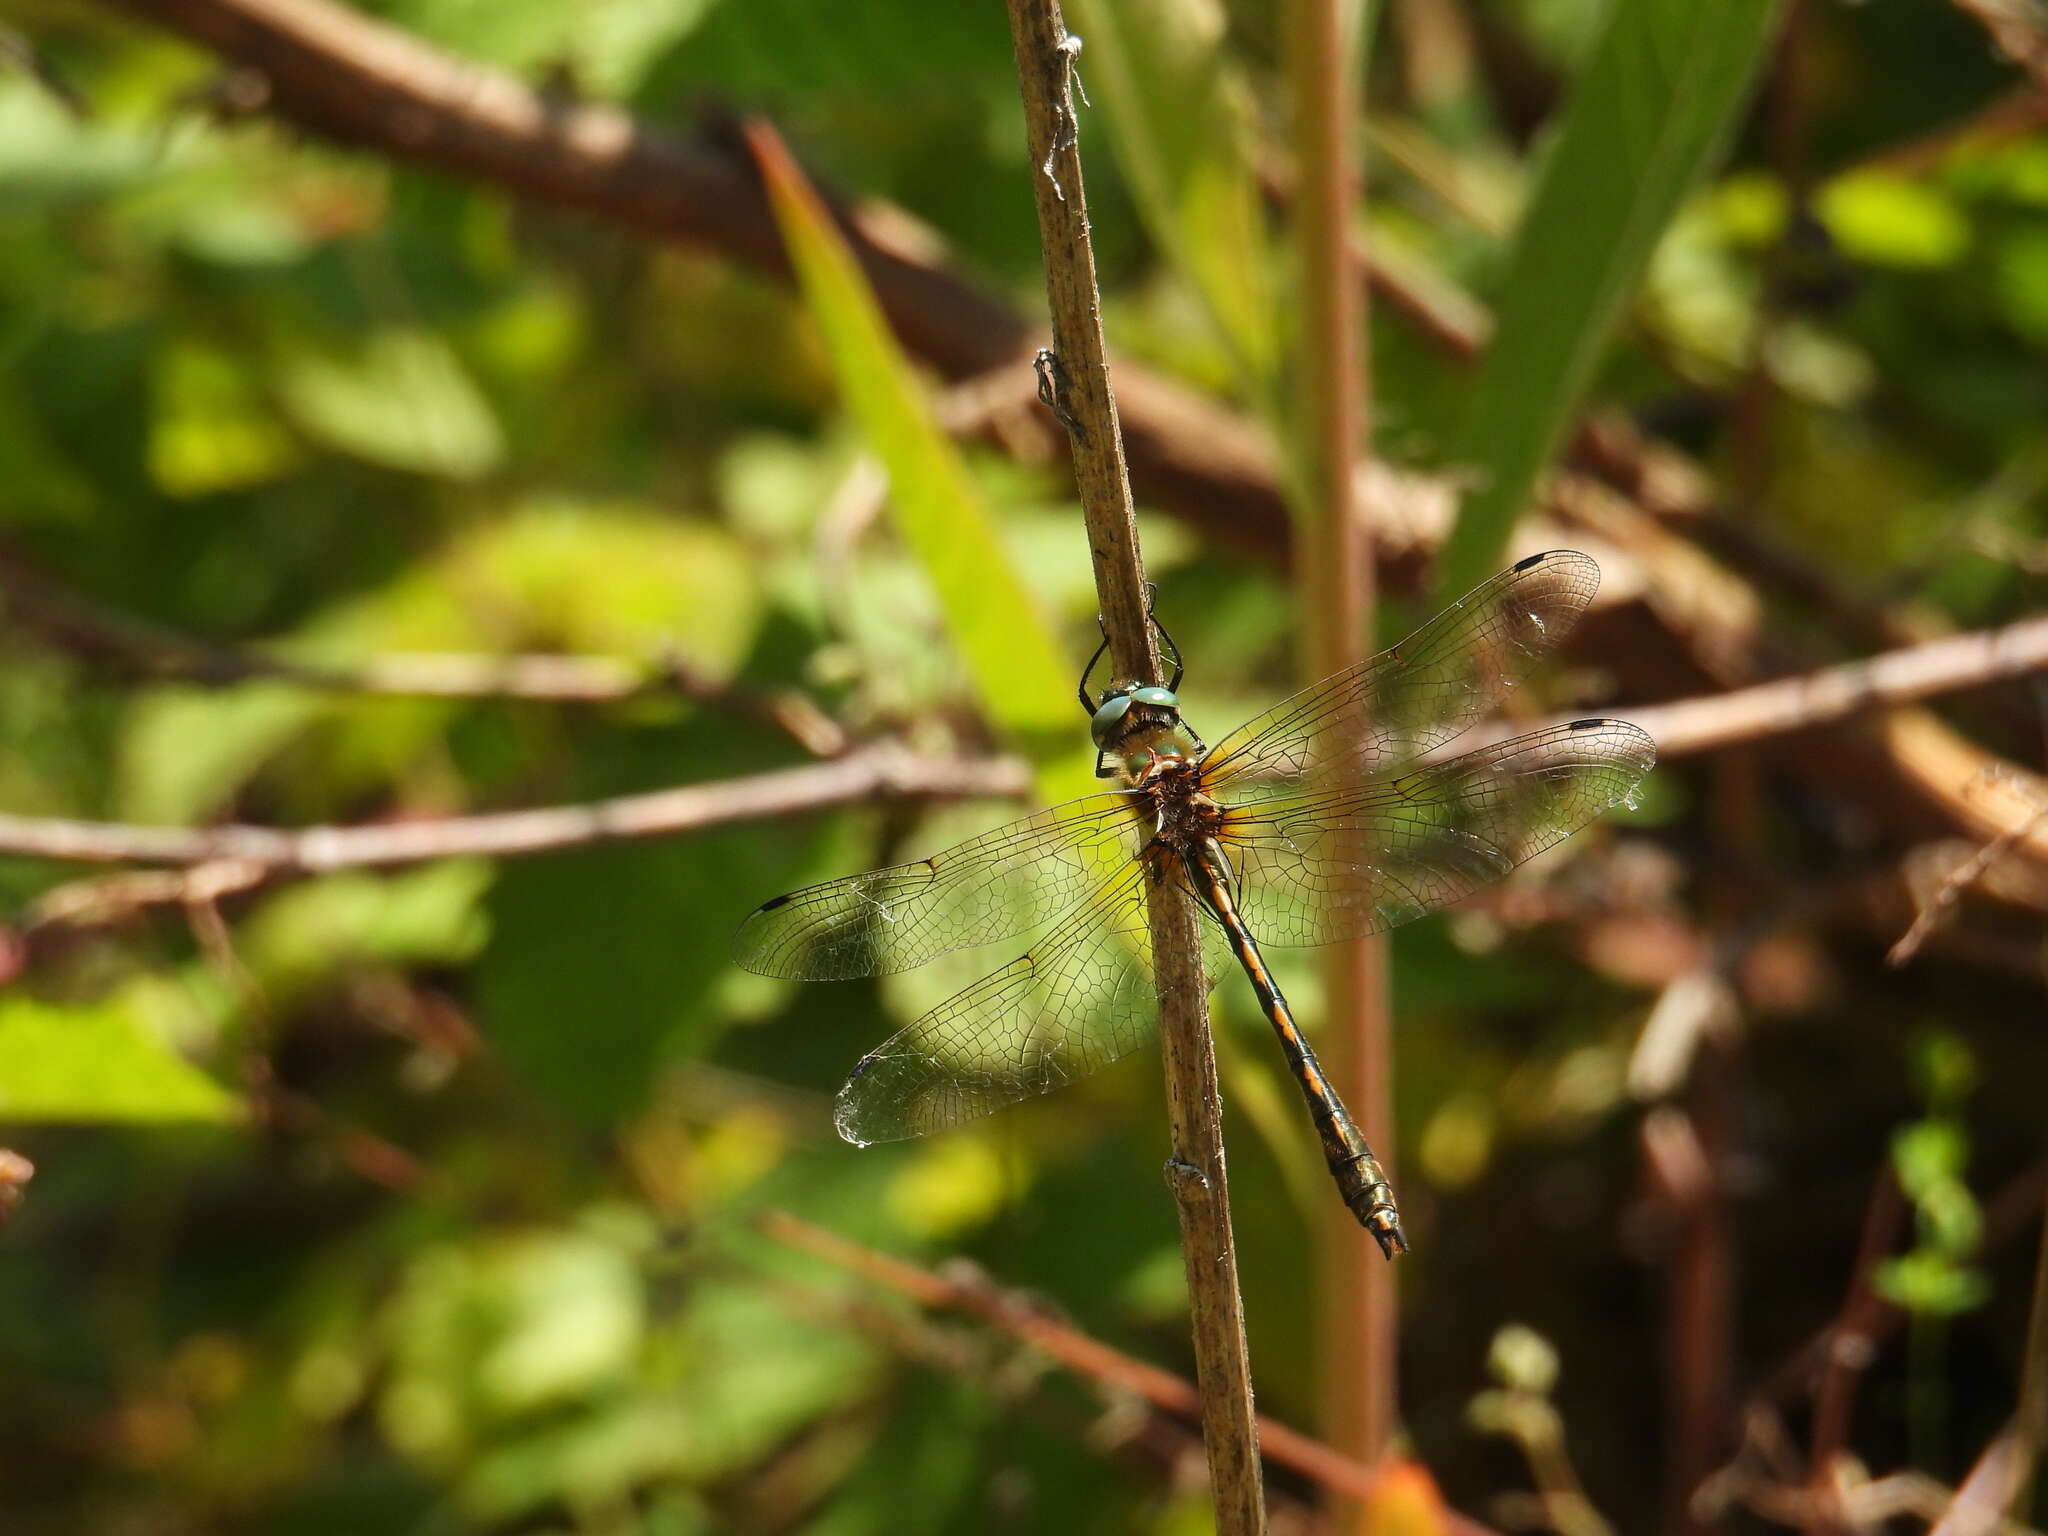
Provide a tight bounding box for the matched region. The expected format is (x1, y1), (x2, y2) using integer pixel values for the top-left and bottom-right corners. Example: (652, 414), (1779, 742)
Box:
(1189, 841), (1407, 1258)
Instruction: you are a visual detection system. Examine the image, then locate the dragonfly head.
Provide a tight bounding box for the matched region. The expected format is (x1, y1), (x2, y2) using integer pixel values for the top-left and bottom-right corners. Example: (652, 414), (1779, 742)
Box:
(1090, 684), (1199, 780)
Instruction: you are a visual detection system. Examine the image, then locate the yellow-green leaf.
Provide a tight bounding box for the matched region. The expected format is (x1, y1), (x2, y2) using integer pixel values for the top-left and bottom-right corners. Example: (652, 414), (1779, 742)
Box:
(748, 122), (1089, 799)
(277, 328), (506, 481)
(0, 995), (239, 1125)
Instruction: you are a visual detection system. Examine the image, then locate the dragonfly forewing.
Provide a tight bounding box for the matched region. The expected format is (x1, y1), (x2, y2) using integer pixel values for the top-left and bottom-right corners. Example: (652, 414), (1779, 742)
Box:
(1200, 549), (1602, 804)
(1220, 718), (1656, 948)
(732, 791), (1146, 980)
(834, 862), (1233, 1144)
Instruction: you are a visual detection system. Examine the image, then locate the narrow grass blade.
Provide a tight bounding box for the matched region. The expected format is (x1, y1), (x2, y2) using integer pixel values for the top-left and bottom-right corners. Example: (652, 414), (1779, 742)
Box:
(748, 122), (1089, 796)
(1436, 0), (1783, 597)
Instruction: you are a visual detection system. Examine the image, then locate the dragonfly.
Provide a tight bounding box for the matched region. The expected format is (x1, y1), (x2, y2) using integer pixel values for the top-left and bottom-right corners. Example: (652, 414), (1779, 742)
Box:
(733, 551), (1655, 1257)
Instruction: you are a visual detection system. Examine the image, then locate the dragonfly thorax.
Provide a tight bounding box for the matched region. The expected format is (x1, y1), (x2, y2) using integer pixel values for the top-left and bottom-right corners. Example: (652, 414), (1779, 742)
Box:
(1131, 752), (1222, 854)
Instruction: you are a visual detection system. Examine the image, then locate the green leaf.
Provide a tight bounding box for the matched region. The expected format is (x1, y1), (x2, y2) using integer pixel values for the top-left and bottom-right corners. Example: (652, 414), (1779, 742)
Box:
(479, 822), (782, 1125)
(1815, 173), (1969, 270)
(1891, 1119), (1969, 1193)
(238, 863), (493, 1006)
(747, 123), (1090, 799)
(656, 0), (1011, 97)
(149, 341), (300, 497)
(1063, 0), (1279, 384)
(1875, 1251), (1991, 1318)
(1437, 0), (1783, 596)
(0, 994), (239, 1125)
(276, 328), (506, 481)
(118, 683), (324, 826)
(0, 81), (168, 214)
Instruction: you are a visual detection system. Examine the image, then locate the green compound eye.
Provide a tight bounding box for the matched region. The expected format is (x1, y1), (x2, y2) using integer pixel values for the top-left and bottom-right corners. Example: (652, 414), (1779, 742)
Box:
(1089, 692), (1134, 746)
(1130, 685), (1178, 708)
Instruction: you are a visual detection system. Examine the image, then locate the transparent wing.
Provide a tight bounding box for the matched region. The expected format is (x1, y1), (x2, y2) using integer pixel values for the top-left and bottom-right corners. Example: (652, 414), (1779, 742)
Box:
(833, 862), (1231, 1144)
(1220, 718), (1656, 947)
(1201, 550), (1602, 804)
(733, 791), (1146, 980)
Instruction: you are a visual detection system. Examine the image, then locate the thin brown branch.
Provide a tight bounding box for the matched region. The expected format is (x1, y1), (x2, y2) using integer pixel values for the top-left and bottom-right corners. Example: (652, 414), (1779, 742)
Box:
(28, 583), (2034, 899)
(26, 611), (2032, 918)
(1928, 1429), (2037, 1536)
(757, 1212), (1500, 1536)
(0, 745), (1026, 876)
(1890, 773), (2048, 966)
(1004, 3), (1262, 1529)
(1803, 1168), (1905, 1534)
(1618, 614), (2048, 762)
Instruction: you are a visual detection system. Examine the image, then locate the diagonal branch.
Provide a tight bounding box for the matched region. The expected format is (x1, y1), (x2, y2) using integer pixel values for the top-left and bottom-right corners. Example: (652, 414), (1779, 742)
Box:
(759, 1210), (1501, 1535)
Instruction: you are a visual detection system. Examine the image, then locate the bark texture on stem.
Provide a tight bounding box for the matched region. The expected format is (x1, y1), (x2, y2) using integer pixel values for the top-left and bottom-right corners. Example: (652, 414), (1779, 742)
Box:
(1005, 3), (1265, 1530)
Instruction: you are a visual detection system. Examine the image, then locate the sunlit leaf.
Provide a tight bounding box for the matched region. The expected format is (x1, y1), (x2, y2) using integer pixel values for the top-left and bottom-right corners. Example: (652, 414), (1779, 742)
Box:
(237, 862), (493, 1004)
(1816, 173), (1970, 270)
(0, 994), (239, 1124)
(1875, 1251), (1990, 1317)
(118, 683), (323, 825)
(0, 81), (167, 213)
(149, 342), (300, 497)
(886, 1133), (1010, 1238)
(1437, 0), (1782, 596)
(276, 328), (506, 480)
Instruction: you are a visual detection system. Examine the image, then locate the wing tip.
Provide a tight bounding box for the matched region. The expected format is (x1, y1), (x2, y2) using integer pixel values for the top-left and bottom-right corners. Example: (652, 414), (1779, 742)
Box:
(730, 902), (798, 978)
(834, 1058), (907, 1147)
(1514, 547), (1596, 576)
(1564, 715), (1659, 769)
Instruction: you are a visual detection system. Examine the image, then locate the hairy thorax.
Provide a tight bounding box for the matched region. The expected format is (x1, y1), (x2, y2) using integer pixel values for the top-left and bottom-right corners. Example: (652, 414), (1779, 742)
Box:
(1130, 750), (1224, 857)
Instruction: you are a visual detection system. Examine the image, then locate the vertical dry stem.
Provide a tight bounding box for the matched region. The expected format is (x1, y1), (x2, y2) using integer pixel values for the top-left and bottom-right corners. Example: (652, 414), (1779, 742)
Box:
(1287, 0), (1398, 1480)
(1003, 2), (1266, 1531)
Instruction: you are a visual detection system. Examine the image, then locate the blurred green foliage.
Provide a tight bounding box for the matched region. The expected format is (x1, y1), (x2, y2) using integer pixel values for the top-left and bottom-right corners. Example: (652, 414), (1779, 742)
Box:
(1, 0), (2045, 1532)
